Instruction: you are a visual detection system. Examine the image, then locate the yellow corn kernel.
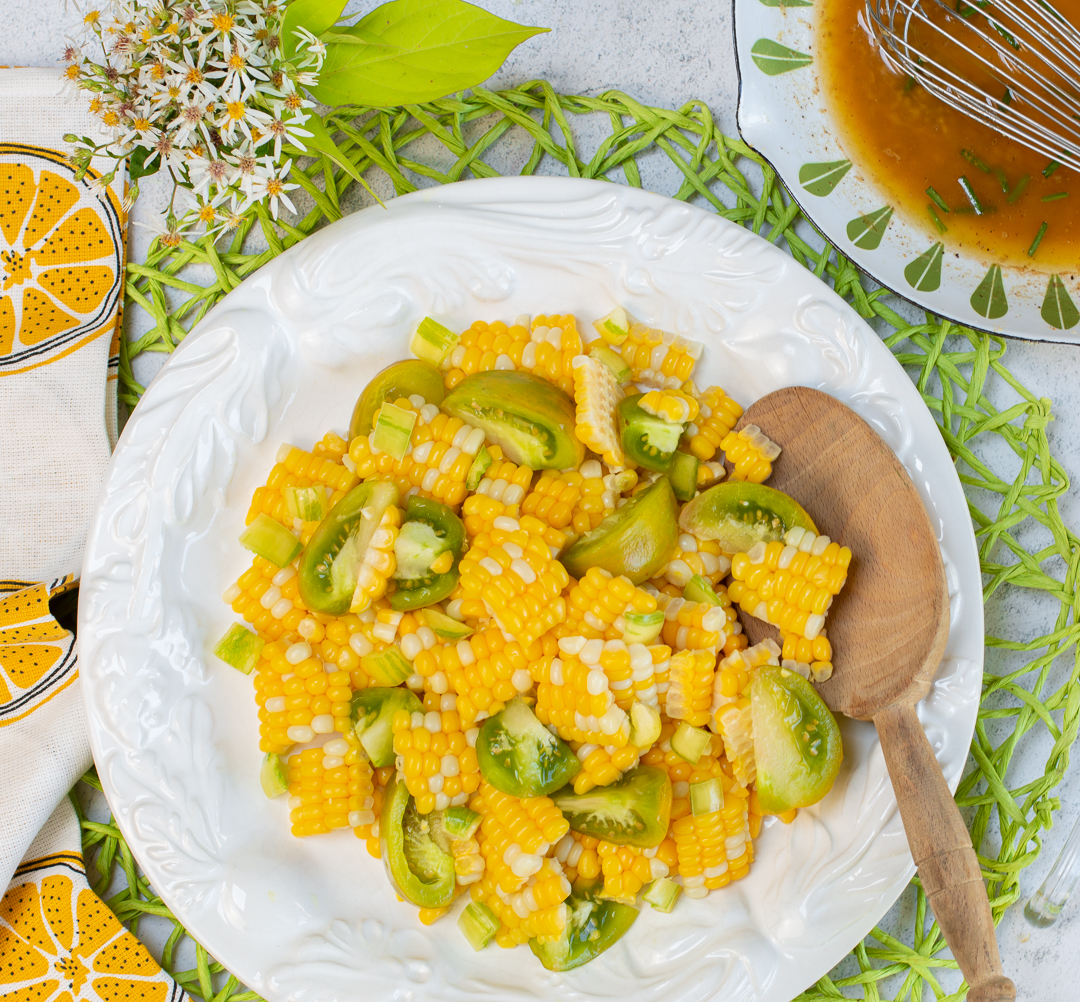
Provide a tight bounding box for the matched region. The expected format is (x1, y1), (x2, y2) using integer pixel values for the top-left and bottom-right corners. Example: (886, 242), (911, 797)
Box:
(392, 693), (482, 811)
(688, 386), (743, 461)
(278, 444), (359, 494)
(618, 323), (703, 390)
(287, 741), (372, 838)
(637, 388), (699, 424)
(720, 424), (781, 484)
(657, 593), (729, 652)
(560, 565), (657, 642)
(673, 774), (752, 897)
(664, 650), (716, 727)
(521, 314), (583, 395)
(663, 534), (732, 587)
(351, 504), (401, 613)
(442, 318), (532, 389)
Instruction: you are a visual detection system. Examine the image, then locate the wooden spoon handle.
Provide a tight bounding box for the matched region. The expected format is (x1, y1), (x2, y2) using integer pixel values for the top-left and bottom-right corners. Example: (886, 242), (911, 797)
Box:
(874, 703), (1015, 1002)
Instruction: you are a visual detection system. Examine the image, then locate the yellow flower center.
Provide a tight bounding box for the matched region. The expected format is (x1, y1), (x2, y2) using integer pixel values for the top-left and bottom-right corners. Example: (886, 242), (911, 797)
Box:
(102, 110), (119, 127)
(229, 53), (245, 70)
(152, 63), (166, 79)
(199, 204), (216, 223)
(284, 93), (302, 111)
(186, 68), (204, 84)
(211, 13), (235, 33)
(133, 117), (151, 130)
(165, 23), (180, 35)
(267, 179), (284, 197)
(84, 11), (100, 24)
(89, 96), (102, 113)
(226, 101), (246, 122)
(161, 230), (182, 249)
(65, 65), (80, 80)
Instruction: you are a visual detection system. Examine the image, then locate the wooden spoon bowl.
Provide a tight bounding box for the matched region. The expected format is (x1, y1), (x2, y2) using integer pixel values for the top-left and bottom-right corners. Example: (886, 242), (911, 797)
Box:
(735, 386), (1014, 1002)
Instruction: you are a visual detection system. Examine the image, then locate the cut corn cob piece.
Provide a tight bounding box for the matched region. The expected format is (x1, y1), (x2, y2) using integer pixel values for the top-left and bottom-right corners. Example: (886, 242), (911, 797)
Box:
(311, 430), (350, 462)
(522, 314), (583, 395)
(287, 738), (374, 837)
(352, 503), (401, 613)
(673, 771), (752, 897)
(780, 630), (835, 683)
(442, 318), (532, 390)
(409, 625), (550, 726)
(561, 565), (659, 642)
(663, 534), (731, 587)
(637, 388), (700, 425)
(654, 593), (730, 652)
(596, 839), (667, 904)
(664, 650), (716, 727)
(391, 694), (481, 813)
(521, 469), (587, 532)
(571, 355), (625, 467)
(277, 443), (360, 495)
(687, 386), (743, 462)
(532, 636), (632, 747)
(469, 855), (571, 948)
(728, 529), (852, 641)
(353, 764), (393, 857)
(569, 741), (643, 794)
(231, 560), (309, 648)
(618, 323), (703, 390)
(642, 726), (722, 823)
(456, 513), (569, 647)
(720, 424), (781, 484)
(348, 398), (487, 510)
(450, 834), (486, 887)
(709, 640), (782, 786)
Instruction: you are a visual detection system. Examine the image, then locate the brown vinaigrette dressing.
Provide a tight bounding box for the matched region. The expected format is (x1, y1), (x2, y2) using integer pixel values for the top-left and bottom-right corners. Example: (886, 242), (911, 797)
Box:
(816, 0), (1080, 270)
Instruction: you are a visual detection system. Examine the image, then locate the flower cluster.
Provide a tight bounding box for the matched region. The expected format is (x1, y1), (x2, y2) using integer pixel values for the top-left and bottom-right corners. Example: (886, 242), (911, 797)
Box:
(65, 1), (324, 243)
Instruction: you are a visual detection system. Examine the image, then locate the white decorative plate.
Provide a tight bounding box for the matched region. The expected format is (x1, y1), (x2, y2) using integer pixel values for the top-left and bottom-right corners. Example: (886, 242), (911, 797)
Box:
(733, 0), (1080, 341)
(78, 176), (983, 1002)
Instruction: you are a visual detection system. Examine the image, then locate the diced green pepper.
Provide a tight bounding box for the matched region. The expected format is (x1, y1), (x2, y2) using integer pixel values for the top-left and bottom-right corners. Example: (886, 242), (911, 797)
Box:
(529, 886), (638, 971)
(352, 687), (422, 766)
(298, 480), (399, 615)
(442, 806), (482, 840)
(551, 765), (671, 847)
(458, 901), (499, 950)
(679, 481), (817, 554)
(442, 370), (583, 470)
(420, 607), (474, 640)
(380, 777), (456, 909)
(642, 877), (681, 913)
(349, 359), (445, 439)
(361, 647), (412, 687)
(560, 477), (678, 585)
(682, 575), (721, 606)
(689, 777), (723, 816)
(213, 623), (264, 674)
(668, 450), (700, 501)
(587, 341), (632, 383)
(371, 401), (416, 460)
(477, 698), (581, 797)
(617, 394), (686, 473)
(752, 666), (843, 813)
(670, 722), (711, 764)
(282, 485), (327, 521)
(410, 317), (459, 366)
(239, 513), (302, 568)
(260, 752), (288, 798)
(391, 495), (467, 611)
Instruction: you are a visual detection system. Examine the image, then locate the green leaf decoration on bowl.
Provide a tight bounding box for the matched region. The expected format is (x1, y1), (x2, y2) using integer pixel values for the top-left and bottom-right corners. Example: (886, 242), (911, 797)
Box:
(845, 206), (893, 250)
(751, 39), (813, 75)
(970, 264), (1008, 320)
(1041, 275), (1080, 330)
(904, 242), (944, 293)
(799, 160), (852, 197)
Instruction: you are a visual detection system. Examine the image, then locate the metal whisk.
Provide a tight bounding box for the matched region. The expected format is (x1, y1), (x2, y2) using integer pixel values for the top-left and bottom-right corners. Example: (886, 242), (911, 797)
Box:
(866, 0), (1080, 172)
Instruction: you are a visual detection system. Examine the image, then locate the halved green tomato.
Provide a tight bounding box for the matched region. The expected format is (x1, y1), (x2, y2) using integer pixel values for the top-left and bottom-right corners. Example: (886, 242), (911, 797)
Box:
(352, 686), (422, 766)
(442, 370), (583, 470)
(751, 666), (843, 814)
(529, 887), (638, 971)
(678, 481), (817, 554)
(477, 698), (580, 797)
(381, 777), (457, 909)
(560, 477), (679, 584)
(349, 359), (446, 439)
(391, 495), (467, 611)
(298, 481), (400, 614)
(617, 394), (685, 473)
(551, 765), (671, 847)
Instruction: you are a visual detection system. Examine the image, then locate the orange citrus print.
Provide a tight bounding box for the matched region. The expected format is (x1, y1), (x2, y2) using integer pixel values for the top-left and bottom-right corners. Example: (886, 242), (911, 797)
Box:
(0, 857), (183, 1002)
(0, 145), (123, 370)
(0, 584), (76, 726)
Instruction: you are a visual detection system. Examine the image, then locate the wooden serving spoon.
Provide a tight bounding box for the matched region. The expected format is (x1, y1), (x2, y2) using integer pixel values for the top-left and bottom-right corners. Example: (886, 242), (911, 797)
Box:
(733, 386), (1014, 1002)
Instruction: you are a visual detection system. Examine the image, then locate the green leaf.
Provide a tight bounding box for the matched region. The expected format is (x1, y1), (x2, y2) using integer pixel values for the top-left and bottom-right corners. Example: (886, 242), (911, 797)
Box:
(904, 242), (944, 292)
(1041, 275), (1080, 330)
(750, 39), (813, 75)
(281, 0), (349, 61)
(845, 206), (893, 249)
(309, 0), (550, 107)
(303, 114), (384, 207)
(799, 159), (851, 197)
(970, 263), (1009, 320)
(127, 145), (160, 182)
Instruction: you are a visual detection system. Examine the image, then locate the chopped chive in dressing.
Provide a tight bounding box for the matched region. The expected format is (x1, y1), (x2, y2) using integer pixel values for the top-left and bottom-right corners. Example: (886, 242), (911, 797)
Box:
(926, 186), (951, 212)
(1028, 221), (1049, 258)
(1042, 192), (1069, 203)
(928, 204), (948, 233)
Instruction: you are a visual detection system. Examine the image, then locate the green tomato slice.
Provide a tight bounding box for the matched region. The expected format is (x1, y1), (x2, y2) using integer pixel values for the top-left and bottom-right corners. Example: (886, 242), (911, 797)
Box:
(678, 481), (817, 554)
(529, 887), (638, 971)
(441, 370), (583, 470)
(390, 495), (467, 612)
(349, 359), (445, 439)
(560, 477), (679, 585)
(351, 686), (423, 766)
(751, 666), (843, 814)
(551, 765), (671, 848)
(298, 480), (399, 615)
(380, 777), (457, 909)
(617, 394), (685, 473)
(477, 698), (581, 797)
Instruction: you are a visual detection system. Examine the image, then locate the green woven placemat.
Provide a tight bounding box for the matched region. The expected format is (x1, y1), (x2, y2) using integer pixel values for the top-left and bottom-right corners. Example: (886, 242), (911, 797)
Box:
(75, 83), (1080, 1002)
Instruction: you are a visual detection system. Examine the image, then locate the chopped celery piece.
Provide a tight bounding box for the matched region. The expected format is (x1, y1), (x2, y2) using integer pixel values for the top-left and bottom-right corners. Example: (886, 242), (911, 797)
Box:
(669, 451), (700, 502)
(442, 806), (482, 839)
(592, 307), (631, 345)
(587, 341), (632, 383)
(458, 901), (499, 951)
(421, 607), (474, 640)
(628, 701), (662, 748)
(622, 610), (663, 644)
(465, 446), (492, 490)
(643, 876), (681, 913)
(671, 721), (711, 764)
(239, 513), (302, 567)
(372, 401), (417, 461)
(283, 485), (327, 521)
(361, 646), (412, 686)
(683, 575), (721, 606)
(411, 316), (459, 365)
(213, 622), (264, 674)
(690, 777), (724, 816)
(260, 752), (288, 798)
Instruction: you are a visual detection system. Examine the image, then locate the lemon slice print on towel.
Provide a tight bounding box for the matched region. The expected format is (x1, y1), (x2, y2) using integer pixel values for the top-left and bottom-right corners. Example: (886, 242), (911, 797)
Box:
(0, 145), (124, 373)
